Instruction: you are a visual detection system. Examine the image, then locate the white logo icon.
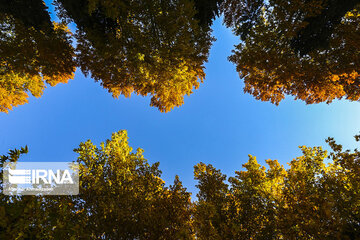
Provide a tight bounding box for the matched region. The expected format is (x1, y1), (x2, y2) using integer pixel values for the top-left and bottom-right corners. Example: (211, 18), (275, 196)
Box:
(8, 169), (31, 184)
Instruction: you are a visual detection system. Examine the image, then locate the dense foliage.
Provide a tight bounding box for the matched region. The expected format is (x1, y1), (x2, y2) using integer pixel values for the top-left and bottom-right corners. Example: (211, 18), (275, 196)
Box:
(0, 0), (216, 113)
(223, 0), (360, 105)
(1, 0), (360, 112)
(0, 0), (76, 113)
(1, 130), (360, 239)
(54, 0), (213, 112)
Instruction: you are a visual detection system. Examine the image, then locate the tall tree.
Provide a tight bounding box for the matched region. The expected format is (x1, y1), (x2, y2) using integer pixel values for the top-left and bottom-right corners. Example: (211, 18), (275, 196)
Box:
(278, 146), (329, 238)
(1, 0), (217, 113)
(0, 131), (193, 239)
(222, 0), (360, 106)
(73, 130), (193, 239)
(0, 0), (76, 113)
(192, 136), (360, 239)
(2, 132), (360, 238)
(226, 157), (284, 239)
(193, 163), (229, 239)
(55, 0), (213, 112)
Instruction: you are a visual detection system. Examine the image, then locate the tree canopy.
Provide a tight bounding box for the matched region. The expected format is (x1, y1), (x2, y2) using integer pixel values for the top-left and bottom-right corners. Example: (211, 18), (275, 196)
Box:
(1, 130), (360, 239)
(1, 0), (360, 112)
(0, 0), (76, 113)
(0, 0), (217, 113)
(223, 0), (360, 105)
(1, 131), (194, 239)
(54, 0), (214, 112)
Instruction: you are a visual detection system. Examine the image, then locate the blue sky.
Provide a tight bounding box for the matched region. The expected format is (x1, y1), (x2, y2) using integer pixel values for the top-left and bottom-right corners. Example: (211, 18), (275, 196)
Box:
(1, 11), (360, 195)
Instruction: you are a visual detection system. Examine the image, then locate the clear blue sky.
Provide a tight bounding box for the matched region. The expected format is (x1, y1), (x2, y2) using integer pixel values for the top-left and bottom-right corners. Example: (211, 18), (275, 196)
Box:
(1, 8), (360, 195)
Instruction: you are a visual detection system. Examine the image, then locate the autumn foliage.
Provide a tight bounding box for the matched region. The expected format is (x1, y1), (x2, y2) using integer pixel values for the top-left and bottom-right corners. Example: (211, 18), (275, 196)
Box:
(0, 0), (75, 112)
(54, 0), (214, 112)
(1, 130), (360, 239)
(1, 0), (360, 112)
(1, 0), (214, 113)
(223, 0), (360, 105)
(2, 1), (360, 239)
